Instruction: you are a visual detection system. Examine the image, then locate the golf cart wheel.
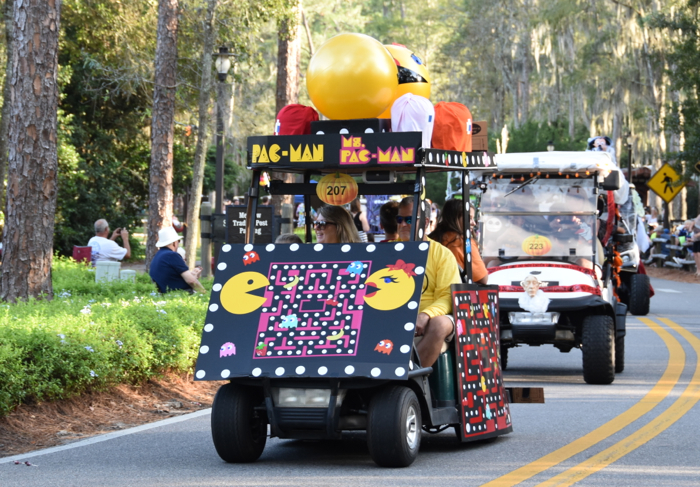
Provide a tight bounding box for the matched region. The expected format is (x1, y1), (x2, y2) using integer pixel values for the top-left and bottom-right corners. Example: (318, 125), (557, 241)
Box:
(367, 385), (421, 468)
(628, 273), (650, 316)
(211, 383), (267, 463)
(615, 335), (625, 373)
(582, 315), (615, 384)
(500, 345), (509, 371)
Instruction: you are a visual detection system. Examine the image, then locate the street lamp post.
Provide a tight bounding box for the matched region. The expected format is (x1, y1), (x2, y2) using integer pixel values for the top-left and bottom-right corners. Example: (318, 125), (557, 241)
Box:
(213, 46), (233, 215)
(211, 46), (233, 266)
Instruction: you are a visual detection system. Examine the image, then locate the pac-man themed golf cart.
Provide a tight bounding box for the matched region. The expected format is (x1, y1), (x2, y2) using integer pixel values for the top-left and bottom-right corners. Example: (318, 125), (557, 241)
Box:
(194, 121), (537, 468)
(476, 151), (628, 384)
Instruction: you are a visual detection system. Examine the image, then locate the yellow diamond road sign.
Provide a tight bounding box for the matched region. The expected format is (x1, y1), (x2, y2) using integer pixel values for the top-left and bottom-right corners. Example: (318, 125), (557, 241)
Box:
(647, 163), (686, 204)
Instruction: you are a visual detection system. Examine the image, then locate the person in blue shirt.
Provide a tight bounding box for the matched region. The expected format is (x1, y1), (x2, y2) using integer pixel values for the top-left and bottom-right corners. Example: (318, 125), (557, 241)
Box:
(150, 226), (205, 293)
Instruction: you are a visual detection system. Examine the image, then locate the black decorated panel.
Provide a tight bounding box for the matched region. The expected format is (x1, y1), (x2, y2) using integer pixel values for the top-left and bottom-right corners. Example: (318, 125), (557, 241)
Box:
(195, 242), (430, 381)
(247, 132), (422, 170)
(452, 284), (512, 440)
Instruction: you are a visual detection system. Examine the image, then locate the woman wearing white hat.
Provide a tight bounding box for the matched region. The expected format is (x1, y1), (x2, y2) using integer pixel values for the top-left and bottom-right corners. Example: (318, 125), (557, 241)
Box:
(149, 226), (205, 293)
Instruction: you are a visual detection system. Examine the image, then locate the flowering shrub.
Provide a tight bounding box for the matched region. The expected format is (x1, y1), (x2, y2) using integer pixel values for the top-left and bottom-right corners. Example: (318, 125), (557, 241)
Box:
(0, 258), (210, 417)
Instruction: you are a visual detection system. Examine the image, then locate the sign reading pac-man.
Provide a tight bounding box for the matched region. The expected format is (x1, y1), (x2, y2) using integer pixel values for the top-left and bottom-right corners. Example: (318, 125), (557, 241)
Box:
(247, 133), (423, 170)
(195, 242), (430, 381)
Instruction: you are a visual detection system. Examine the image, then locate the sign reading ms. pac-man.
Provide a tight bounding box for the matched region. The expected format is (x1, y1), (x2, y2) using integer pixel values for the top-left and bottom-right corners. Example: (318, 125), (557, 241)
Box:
(195, 242), (429, 381)
(247, 132), (422, 170)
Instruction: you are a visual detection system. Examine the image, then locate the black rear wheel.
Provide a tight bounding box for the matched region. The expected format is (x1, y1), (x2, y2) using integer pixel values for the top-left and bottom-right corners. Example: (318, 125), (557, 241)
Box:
(500, 345), (509, 371)
(367, 385), (421, 468)
(615, 335), (625, 373)
(211, 383), (267, 463)
(628, 273), (650, 316)
(582, 315), (615, 385)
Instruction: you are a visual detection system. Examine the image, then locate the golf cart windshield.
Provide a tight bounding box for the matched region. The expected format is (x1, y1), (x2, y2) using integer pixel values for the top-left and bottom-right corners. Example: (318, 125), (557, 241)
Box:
(480, 178), (597, 263)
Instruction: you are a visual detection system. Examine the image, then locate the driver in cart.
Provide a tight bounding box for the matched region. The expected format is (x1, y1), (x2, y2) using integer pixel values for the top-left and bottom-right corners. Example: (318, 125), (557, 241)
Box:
(396, 197), (462, 368)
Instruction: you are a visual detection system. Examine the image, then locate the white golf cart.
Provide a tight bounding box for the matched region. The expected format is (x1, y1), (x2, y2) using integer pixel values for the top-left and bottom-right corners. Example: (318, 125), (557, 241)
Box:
(478, 152), (628, 384)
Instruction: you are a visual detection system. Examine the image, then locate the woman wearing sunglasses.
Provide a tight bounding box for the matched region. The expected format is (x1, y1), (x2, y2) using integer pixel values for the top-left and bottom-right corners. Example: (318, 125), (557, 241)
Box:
(314, 205), (362, 244)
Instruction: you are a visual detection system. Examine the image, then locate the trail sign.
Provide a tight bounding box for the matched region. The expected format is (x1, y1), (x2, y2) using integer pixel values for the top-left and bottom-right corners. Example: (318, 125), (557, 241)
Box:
(647, 163), (686, 204)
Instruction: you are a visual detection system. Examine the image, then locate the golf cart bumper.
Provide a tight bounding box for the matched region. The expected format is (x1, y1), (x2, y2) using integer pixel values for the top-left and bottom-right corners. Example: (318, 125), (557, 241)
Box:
(234, 372), (455, 441)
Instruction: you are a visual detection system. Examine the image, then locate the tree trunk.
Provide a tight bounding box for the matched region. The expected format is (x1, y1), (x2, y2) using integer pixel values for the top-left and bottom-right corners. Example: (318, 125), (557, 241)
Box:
(1, 0), (62, 302)
(568, 88), (575, 139)
(275, 5), (300, 116)
(271, 1), (301, 226)
(184, 0), (217, 270)
(301, 8), (314, 56)
(147, 0), (178, 269)
(0, 0), (13, 223)
(520, 32), (530, 124)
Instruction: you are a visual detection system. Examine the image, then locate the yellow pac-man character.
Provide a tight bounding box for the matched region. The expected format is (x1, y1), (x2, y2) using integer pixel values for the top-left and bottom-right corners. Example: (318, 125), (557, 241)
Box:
(379, 43), (431, 118)
(220, 272), (270, 315)
(363, 259), (416, 311)
(306, 33), (398, 120)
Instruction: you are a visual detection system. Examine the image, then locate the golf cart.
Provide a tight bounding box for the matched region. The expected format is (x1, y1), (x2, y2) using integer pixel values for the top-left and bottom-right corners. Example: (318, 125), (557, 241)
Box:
(614, 186), (651, 315)
(478, 152), (628, 384)
(194, 122), (539, 467)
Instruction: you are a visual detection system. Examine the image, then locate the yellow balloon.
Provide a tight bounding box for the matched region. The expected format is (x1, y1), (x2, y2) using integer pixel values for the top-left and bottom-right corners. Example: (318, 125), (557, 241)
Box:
(378, 44), (431, 118)
(220, 272), (270, 315)
(307, 33), (398, 120)
(363, 264), (416, 311)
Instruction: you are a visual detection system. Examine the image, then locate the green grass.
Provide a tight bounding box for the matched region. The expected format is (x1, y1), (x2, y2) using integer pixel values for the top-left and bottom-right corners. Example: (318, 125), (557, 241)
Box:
(0, 257), (212, 417)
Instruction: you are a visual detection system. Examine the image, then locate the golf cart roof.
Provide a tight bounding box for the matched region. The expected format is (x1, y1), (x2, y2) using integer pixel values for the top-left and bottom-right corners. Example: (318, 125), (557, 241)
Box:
(494, 151), (617, 175)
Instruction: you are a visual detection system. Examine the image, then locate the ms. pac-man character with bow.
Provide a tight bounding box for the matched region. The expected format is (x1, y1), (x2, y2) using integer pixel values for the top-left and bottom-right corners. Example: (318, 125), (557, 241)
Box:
(363, 259), (417, 311)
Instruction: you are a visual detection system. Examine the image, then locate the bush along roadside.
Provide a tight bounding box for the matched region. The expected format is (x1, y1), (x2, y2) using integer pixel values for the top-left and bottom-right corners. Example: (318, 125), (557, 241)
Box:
(0, 257), (211, 418)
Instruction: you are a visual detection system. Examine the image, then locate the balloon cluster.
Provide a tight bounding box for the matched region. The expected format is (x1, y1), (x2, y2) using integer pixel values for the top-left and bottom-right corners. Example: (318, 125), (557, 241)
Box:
(306, 33), (431, 120)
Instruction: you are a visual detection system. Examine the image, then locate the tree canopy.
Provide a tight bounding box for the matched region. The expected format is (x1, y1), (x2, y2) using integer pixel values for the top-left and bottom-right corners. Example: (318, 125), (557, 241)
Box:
(1, 0), (698, 260)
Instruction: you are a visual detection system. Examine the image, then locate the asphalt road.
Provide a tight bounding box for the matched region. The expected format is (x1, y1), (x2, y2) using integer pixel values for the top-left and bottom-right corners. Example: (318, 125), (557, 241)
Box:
(2, 276), (698, 487)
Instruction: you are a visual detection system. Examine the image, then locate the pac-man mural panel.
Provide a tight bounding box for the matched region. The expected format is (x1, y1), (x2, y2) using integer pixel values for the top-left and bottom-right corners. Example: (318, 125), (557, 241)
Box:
(195, 242), (430, 381)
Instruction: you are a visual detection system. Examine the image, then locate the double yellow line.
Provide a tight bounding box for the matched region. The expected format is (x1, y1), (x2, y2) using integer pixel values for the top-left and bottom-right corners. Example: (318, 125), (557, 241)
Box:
(484, 317), (700, 487)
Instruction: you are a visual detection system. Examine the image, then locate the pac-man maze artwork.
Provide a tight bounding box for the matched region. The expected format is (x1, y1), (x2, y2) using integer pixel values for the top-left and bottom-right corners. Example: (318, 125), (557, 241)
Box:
(452, 285), (512, 440)
(195, 242), (429, 380)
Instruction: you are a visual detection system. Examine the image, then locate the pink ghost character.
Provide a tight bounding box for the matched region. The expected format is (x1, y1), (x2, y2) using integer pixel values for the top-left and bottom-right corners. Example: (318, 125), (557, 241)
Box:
(220, 342), (236, 357)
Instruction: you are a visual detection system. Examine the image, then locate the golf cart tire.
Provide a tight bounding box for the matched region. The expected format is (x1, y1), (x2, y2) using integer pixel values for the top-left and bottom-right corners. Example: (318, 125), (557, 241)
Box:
(615, 335), (625, 373)
(628, 274), (650, 316)
(367, 385), (421, 468)
(582, 315), (615, 385)
(500, 345), (509, 371)
(211, 383), (267, 463)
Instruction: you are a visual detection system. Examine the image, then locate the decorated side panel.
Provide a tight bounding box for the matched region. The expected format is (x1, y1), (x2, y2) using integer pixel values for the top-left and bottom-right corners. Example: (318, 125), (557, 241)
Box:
(452, 284), (512, 441)
(419, 149), (494, 170)
(195, 242), (430, 381)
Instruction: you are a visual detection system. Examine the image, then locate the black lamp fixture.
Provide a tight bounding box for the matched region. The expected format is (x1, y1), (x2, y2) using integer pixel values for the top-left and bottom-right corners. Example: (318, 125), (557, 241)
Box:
(213, 46), (233, 82)
(547, 140), (555, 152)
